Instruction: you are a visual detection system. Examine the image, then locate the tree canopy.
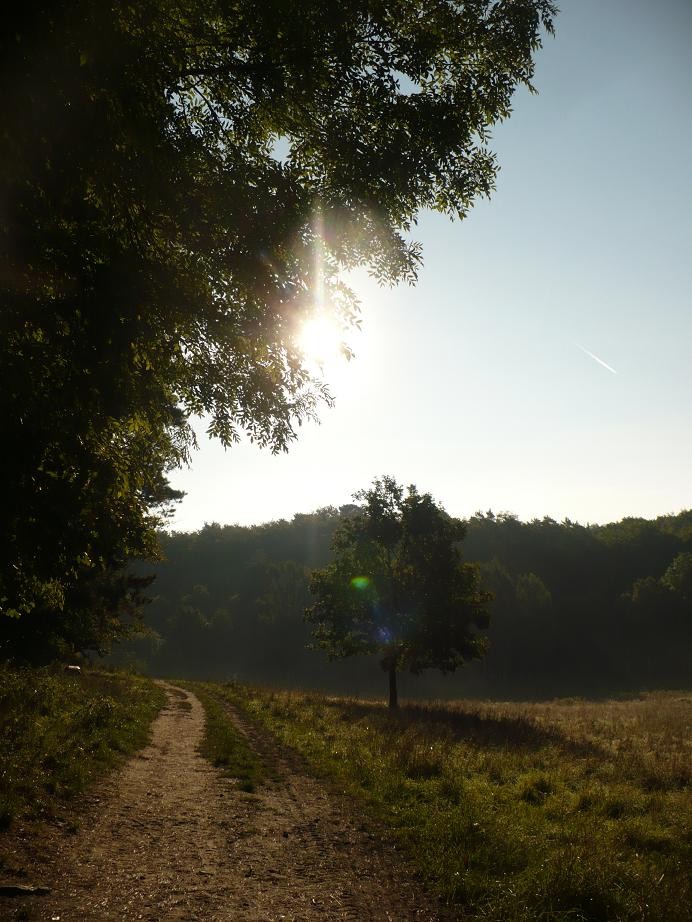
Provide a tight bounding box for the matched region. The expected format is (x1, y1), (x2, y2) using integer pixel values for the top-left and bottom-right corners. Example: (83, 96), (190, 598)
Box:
(1, 1), (555, 654)
(306, 478), (490, 706)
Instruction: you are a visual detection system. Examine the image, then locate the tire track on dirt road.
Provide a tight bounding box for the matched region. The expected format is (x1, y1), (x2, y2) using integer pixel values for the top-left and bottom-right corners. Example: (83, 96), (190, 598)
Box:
(1, 683), (451, 921)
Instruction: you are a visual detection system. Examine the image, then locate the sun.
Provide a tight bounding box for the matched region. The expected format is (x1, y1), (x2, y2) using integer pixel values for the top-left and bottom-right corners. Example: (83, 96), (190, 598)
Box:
(297, 314), (346, 370)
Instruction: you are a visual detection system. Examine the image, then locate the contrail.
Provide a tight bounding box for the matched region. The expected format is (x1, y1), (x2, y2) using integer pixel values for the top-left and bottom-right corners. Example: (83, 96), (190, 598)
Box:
(577, 343), (617, 375)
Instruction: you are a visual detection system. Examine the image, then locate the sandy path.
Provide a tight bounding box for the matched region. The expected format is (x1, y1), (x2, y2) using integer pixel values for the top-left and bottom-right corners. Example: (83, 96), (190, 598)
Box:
(1, 683), (450, 921)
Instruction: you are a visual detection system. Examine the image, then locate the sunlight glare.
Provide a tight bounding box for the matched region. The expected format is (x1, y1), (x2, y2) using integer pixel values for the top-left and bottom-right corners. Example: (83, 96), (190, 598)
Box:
(298, 314), (346, 370)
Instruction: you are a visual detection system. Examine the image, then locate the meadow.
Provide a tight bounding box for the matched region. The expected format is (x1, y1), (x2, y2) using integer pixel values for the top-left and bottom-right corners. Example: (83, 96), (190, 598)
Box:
(1, 666), (688, 921)
(216, 684), (691, 922)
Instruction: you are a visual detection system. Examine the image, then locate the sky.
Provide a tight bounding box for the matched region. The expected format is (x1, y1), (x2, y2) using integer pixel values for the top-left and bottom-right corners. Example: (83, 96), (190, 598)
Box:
(169, 0), (692, 532)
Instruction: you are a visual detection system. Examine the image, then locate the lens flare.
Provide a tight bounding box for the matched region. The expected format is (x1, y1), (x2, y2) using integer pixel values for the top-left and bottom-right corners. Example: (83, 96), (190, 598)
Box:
(351, 576), (370, 590)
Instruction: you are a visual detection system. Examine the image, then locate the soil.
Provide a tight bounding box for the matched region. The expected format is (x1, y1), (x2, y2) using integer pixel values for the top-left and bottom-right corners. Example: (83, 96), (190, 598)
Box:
(0, 683), (453, 921)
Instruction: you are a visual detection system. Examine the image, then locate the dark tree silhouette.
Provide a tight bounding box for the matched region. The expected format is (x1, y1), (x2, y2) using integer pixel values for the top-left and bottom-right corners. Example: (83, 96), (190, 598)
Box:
(306, 478), (490, 707)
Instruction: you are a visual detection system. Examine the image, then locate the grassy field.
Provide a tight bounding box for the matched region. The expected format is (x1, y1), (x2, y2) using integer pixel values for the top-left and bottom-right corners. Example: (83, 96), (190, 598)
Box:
(0, 666), (165, 831)
(219, 684), (690, 922)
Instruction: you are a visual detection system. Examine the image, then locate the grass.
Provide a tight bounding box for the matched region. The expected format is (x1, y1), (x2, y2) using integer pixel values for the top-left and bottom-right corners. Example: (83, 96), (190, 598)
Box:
(0, 665), (165, 831)
(222, 684), (691, 922)
(190, 682), (264, 792)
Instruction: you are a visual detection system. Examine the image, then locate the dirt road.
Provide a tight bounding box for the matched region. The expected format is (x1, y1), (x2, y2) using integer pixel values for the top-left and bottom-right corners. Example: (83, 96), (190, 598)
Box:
(1, 683), (449, 921)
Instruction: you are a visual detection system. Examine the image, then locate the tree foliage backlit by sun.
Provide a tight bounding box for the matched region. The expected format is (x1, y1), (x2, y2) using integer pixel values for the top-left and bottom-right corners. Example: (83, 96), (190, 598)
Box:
(0, 1), (555, 656)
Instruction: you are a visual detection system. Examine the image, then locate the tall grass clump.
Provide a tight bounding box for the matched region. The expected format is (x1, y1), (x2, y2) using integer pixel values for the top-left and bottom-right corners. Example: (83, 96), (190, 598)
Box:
(0, 666), (165, 830)
(225, 685), (691, 922)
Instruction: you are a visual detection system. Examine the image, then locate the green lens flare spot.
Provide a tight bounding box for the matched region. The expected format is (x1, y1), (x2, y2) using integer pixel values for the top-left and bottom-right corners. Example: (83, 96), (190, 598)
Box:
(351, 576), (370, 590)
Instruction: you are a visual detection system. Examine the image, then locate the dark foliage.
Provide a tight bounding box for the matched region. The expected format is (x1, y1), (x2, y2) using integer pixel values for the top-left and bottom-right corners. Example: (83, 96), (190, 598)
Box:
(1, 0), (555, 657)
(307, 477), (489, 706)
(113, 507), (692, 699)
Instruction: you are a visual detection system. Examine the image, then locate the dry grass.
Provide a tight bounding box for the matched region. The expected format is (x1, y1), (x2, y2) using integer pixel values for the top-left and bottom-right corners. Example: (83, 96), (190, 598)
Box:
(418, 692), (691, 788)
(223, 685), (691, 922)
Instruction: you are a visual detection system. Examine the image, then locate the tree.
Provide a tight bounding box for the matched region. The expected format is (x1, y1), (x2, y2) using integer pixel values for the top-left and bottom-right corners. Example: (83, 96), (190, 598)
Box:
(661, 552), (692, 602)
(0, 566), (156, 664)
(1, 1), (555, 652)
(306, 477), (490, 707)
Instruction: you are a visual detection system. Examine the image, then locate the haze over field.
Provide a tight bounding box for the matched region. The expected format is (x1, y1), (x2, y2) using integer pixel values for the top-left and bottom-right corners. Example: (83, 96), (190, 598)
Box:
(170, 0), (692, 531)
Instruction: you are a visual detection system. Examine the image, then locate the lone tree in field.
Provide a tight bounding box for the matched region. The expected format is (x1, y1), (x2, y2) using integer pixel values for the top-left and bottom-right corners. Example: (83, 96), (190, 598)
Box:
(1, 1), (555, 656)
(307, 477), (490, 707)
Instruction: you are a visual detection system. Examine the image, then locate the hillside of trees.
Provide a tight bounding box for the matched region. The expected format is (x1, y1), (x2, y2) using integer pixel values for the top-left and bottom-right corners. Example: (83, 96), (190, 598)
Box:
(113, 507), (692, 699)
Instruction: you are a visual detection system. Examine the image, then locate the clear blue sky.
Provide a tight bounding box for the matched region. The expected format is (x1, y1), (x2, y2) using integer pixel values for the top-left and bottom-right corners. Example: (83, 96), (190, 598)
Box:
(169, 0), (692, 531)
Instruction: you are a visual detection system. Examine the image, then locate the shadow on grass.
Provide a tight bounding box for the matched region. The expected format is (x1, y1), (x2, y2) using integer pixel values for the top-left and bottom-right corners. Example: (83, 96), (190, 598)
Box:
(326, 699), (604, 758)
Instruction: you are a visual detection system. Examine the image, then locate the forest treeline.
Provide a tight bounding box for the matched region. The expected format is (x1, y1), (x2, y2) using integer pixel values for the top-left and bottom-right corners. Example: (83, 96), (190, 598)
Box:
(115, 507), (692, 699)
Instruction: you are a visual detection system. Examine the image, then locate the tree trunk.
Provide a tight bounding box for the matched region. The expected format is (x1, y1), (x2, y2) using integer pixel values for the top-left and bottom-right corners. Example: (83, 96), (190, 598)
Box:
(388, 664), (398, 709)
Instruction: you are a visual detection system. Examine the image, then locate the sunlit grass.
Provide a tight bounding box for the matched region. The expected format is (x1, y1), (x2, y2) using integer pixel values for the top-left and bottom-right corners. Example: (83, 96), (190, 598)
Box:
(0, 666), (165, 831)
(190, 682), (264, 792)
(220, 685), (691, 922)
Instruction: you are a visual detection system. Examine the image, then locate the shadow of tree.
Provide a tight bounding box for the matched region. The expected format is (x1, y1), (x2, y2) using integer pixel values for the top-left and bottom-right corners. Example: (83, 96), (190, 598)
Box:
(324, 698), (604, 759)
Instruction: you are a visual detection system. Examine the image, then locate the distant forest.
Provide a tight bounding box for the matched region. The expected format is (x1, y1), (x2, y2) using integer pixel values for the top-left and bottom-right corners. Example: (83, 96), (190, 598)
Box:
(114, 508), (692, 700)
